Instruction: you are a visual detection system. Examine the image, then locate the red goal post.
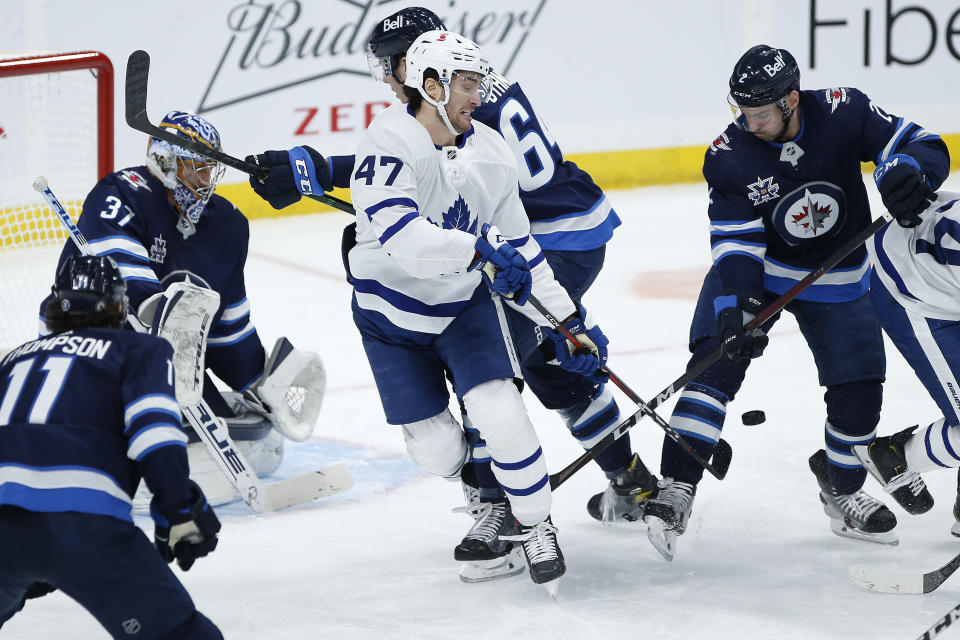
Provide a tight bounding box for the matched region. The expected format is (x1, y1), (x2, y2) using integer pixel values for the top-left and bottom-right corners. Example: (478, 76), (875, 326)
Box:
(0, 51), (113, 352)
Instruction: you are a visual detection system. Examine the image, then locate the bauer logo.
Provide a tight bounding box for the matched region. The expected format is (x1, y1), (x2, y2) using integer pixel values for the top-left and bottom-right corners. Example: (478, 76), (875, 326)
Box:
(198, 0), (547, 113)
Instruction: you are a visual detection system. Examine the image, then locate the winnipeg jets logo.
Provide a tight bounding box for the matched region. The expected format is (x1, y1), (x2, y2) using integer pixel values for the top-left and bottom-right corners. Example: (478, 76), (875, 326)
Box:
(747, 176), (780, 206)
(441, 195), (477, 234)
(709, 132), (731, 155)
(772, 182), (845, 245)
(825, 88), (848, 113)
(149, 234), (167, 263)
(119, 169), (152, 191)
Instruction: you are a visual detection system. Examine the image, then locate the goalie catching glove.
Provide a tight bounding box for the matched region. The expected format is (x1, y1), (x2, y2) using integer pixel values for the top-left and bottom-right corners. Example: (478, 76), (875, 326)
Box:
(470, 223), (532, 305)
(542, 303), (609, 384)
(242, 337), (327, 442)
(150, 480), (221, 571)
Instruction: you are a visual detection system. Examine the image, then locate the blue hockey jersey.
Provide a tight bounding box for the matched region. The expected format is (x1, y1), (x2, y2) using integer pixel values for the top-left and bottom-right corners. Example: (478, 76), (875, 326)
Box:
(704, 87), (949, 302)
(0, 328), (192, 522)
(53, 167), (266, 391)
(330, 72), (619, 252)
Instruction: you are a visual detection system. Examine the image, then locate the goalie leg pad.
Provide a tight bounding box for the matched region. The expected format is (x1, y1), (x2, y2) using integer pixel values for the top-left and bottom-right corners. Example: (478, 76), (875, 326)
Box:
(401, 409), (468, 477)
(147, 281), (221, 406)
(250, 337), (326, 442)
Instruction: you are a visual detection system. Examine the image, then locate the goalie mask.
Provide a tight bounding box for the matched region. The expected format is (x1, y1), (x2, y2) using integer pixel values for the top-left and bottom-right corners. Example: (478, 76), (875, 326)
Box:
(146, 111), (226, 226)
(404, 30), (492, 136)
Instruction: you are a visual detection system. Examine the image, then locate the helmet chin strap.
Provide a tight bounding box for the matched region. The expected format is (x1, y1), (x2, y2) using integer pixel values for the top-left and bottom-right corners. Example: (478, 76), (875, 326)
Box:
(419, 84), (459, 137)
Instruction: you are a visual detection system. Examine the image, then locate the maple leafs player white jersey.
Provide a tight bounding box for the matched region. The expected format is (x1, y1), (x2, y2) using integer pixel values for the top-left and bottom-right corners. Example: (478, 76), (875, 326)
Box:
(871, 192), (960, 320)
(348, 103), (574, 334)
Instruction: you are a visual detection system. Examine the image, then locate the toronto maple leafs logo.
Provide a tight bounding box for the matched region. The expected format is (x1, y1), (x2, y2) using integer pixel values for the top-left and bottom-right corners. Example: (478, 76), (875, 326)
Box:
(772, 181), (845, 245)
(441, 195), (477, 234)
(747, 176), (780, 206)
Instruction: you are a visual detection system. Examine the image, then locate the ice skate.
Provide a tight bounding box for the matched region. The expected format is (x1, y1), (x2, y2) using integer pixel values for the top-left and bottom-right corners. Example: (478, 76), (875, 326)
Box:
(586, 453), (659, 524)
(642, 477), (695, 561)
(952, 468), (960, 538)
(503, 517), (565, 596)
(452, 482), (523, 582)
(809, 449), (898, 545)
(852, 426), (933, 515)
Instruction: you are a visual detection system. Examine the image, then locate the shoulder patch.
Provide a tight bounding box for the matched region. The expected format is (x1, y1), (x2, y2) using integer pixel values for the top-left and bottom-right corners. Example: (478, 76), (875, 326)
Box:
(824, 88), (849, 114)
(709, 131), (732, 155)
(118, 169), (152, 191)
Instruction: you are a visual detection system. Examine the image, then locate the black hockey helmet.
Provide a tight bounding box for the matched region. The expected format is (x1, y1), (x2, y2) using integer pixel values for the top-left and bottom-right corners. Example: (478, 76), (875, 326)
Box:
(366, 7), (446, 80)
(51, 254), (127, 315)
(728, 44), (800, 108)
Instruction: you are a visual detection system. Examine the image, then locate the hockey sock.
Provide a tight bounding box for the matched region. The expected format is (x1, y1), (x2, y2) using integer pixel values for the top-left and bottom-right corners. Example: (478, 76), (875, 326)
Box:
(659, 383), (728, 484)
(824, 381), (880, 494)
(558, 385), (631, 478)
(905, 417), (960, 472)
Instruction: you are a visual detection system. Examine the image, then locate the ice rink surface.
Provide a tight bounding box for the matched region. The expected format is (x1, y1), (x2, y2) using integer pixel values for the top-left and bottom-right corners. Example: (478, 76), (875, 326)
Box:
(7, 174), (960, 639)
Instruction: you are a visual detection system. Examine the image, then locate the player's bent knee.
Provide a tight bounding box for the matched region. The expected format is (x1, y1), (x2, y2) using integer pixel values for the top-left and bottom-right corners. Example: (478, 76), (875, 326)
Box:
(461, 379), (536, 447)
(401, 409), (467, 477)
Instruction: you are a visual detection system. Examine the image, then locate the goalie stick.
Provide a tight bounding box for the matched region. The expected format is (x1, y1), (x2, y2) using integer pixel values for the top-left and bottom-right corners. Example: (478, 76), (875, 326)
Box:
(124, 50), (355, 216)
(848, 551), (960, 595)
(524, 294), (731, 483)
(33, 176), (352, 512)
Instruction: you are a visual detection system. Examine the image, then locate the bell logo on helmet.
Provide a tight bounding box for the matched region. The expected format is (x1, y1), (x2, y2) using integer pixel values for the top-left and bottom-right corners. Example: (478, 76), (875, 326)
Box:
(763, 52), (786, 77)
(382, 16), (407, 31)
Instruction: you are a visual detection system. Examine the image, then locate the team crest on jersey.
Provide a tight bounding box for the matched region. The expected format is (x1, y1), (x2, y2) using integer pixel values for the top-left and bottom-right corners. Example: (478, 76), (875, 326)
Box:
(709, 132), (732, 155)
(772, 181), (846, 245)
(825, 88), (848, 113)
(747, 176), (780, 206)
(150, 234), (167, 263)
(119, 169), (152, 191)
(442, 195), (477, 234)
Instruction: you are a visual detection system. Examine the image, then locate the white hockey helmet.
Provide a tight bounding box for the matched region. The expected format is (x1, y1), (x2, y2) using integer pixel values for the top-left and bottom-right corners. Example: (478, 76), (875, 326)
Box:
(404, 30), (492, 134)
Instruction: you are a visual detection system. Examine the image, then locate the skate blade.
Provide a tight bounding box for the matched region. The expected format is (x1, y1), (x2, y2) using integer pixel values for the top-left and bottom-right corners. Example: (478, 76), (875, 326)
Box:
(458, 548), (525, 583)
(645, 516), (678, 561)
(543, 577), (561, 600)
(829, 519), (899, 546)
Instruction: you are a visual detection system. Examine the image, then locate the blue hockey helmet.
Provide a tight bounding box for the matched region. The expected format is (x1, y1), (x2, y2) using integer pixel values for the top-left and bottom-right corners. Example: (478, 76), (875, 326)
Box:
(146, 110), (226, 226)
(728, 45), (799, 108)
(52, 254), (127, 315)
(366, 6), (446, 81)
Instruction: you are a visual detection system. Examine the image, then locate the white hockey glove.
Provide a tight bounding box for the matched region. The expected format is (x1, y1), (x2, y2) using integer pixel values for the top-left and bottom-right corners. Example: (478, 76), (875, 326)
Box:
(138, 281), (221, 406)
(245, 337), (326, 442)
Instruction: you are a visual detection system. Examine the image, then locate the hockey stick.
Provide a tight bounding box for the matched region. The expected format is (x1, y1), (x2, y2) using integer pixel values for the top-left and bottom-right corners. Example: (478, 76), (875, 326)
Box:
(916, 602), (960, 640)
(124, 50), (355, 216)
(525, 294), (730, 482)
(548, 210), (894, 490)
(848, 551), (960, 595)
(33, 177), (353, 512)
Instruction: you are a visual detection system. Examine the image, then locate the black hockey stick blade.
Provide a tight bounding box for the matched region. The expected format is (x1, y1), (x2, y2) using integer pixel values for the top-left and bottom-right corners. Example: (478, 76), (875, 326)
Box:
(848, 552), (960, 594)
(124, 50), (355, 215)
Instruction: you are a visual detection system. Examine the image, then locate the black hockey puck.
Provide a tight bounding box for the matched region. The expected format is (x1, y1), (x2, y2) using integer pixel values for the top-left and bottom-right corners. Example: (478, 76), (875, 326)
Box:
(741, 410), (766, 426)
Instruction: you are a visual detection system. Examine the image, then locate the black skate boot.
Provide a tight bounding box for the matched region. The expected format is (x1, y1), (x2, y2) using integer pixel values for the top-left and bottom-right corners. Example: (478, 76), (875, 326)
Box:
(852, 426), (933, 515)
(452, 479), (523, 583)
(809, 449), (898, 545)
(642, 477), (696, 561)
(952, 468), (960, 538)
(503, 516), (565, 596)
(586, 453), (659, 523)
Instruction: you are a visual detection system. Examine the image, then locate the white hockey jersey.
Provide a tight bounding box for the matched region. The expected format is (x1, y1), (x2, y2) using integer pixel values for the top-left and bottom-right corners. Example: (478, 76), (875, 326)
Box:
(870, 191), (960, 320)
(348, 103), (575, 334)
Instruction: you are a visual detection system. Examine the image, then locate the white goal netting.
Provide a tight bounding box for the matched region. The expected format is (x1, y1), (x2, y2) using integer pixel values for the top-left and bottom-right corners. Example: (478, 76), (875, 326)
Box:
(0, 51), (112, 353)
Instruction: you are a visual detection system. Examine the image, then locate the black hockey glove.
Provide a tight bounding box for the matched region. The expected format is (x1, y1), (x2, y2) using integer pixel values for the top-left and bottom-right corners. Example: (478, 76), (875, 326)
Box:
(873, 154), (935, 228)
(151, 481), (221, 571)
(246, 146), (332, 210)
(715, 294), (769, 362)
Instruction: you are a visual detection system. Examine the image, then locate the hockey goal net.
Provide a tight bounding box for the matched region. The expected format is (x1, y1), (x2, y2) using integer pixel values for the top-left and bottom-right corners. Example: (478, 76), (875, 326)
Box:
(0, 51), (113, 353)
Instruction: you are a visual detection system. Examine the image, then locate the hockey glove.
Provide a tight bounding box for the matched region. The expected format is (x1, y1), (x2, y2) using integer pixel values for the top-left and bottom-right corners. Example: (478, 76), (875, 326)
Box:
(873, 154), (935, 228)
(151, 481), (221, 571)
(471, 223), (532, 305)
(715, 294), (769, 362)
(542, 303), (609, 383)
(246, 146), (332, 210)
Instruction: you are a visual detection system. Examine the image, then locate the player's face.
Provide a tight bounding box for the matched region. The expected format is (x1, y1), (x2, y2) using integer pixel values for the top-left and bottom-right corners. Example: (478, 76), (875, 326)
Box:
(740, 103), (788, 141)
(444, 71), (484, 133)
